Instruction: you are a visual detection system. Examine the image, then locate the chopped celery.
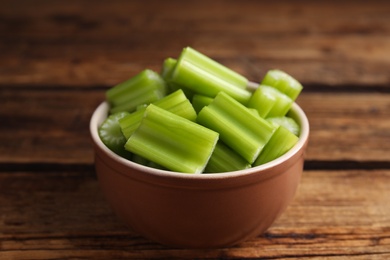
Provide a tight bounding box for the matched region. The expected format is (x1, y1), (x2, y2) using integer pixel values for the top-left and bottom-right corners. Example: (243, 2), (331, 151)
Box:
(204, 141), (251, 173)
(125, 104), (219, 173)
(197, 92), (276, 164)
(107, 69), (167, 114)
(254, 125), (299, 166)
(161, 57), (195, 98)
(99, 47), (305, 174)
(247, 85), (293, 118)
(261, 70), (303, 101)
(192, 94), (214, 114)
(131, 154), (166, 170)
(98, 112), (133, 159)
(170, 47), (252, 104)
(161, 57), (177, 80)
(119, 89), (197, 139)
(267, 116), (300, 136)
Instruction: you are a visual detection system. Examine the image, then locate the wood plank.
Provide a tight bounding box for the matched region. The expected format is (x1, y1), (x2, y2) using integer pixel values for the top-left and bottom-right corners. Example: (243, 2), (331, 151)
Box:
(0, 170), (389, 259)
(1, 0), (390, 88)
(2, 0), (389, 38)
(2, 35), (390, 89)
(0, 89), (103, 165)
(1, 90), (389, 165)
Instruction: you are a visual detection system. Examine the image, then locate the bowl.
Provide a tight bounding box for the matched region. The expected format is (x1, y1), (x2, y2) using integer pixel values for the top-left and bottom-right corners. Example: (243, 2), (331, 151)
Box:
(89, 99), (309, 248)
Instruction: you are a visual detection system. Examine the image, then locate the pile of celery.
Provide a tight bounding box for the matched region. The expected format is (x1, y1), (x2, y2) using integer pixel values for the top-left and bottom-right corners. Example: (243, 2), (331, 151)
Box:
(98, 47), (303, 174)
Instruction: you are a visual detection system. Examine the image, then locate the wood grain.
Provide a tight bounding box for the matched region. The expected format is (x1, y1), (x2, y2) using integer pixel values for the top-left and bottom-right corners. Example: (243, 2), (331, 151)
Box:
(1, 170), (389, 259)
(1, 0), (390, 88)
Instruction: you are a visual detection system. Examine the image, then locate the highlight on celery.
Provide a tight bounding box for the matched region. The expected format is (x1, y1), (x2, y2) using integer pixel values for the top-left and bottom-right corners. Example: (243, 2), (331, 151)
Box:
(98, 46), (303, 174)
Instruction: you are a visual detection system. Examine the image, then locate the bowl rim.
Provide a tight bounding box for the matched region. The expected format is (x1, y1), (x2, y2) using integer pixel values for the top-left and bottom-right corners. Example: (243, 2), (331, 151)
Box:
(90, 92), (309, 181)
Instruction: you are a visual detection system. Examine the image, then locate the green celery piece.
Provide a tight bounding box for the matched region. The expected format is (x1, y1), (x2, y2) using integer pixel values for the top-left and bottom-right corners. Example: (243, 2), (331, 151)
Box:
(119, 89), (197, 139)
(107, 69), (167, 114)
(261, 70), (303, 101)
(197, 92), (276, 164)
(136, 104), (148, 111)
(161, 57), (177, 79)
(267, 116), (300, 136)
(247, 85), (293, 118)
(125, 104), (219, 173)
(254, 125), (299, 166)
(98, 112), (133, 159)
(204, 141), (251, 173)
(192, 94), (214, 114)
(161, 57), (195, 98)
(131, 154), (166, 170)
(170, 47), (251, 104)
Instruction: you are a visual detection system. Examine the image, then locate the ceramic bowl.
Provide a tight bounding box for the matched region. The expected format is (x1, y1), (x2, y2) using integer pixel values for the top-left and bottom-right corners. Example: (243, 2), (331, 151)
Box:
(90, 98), (309, 248)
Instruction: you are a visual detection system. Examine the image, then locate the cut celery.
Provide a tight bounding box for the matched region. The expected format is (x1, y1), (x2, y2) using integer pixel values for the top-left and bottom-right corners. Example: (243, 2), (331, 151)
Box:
(131, 154), (166, 170)
(247, 85), (293, 118)
(267, 116), (300, 136)
(119, 89), (197, 139)
(98, 112), (133, 159)
(161, 57), (177, 80)
(170, 47), (252, 104)
(261, 70), (303, 101)
(204, 141), (251, 173)
(161, 57), (195, 98)
(107, 69), (167, 114)
(254, 125), (299, 166)
(197, 92), (276, 164)
(125, 104), (219, 173)
(192, 94), (214, 114)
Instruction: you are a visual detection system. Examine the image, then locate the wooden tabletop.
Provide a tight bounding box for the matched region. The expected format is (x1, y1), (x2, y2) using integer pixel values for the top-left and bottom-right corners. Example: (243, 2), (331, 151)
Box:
(1, 0), (390, 259)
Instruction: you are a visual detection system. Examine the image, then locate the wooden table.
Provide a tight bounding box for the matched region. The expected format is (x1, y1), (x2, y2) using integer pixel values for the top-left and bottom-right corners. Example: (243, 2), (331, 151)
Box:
(1, 0), (390, 259)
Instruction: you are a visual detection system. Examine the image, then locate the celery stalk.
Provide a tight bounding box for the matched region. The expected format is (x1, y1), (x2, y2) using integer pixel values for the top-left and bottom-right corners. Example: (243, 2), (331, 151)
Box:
(267, 116), (300, 136)
(107, 69), (167, 114)
(170, 47), (251, 104)
(204, 141), (251, 173)
(119, 89), (197, 139)
(98, 112), (133, 159)
(261, 70), (303, 101)
(161, 57), (195, 98)
(125, 104), (219, 173)
(192, 94), (214, 114)
(197, 92), (276, 164)
(247, 85), (293, 118)
(131, 154), (166, 170)
(161, 57), (177, 79)
(254, 125), (299, 166)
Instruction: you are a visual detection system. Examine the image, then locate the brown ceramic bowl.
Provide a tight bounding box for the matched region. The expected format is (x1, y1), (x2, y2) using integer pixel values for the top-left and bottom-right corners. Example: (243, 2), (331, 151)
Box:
(90, 96), (309, 248)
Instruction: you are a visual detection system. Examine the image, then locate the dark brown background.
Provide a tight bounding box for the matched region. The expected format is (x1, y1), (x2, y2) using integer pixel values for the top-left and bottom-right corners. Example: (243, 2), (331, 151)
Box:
(1, 0), (390, 258)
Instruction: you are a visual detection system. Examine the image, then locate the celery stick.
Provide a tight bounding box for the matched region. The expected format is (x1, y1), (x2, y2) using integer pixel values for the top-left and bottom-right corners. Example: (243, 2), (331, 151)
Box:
(161, 57), (177, 79)
(119, 89), (197, 139)
(125, 104), (219, 173)
(247, 85), (293, 118)
(131, 154), (166, 170)
(192, 94), (214, 114)
(161, 57), (195, 98)
(175, 47), (248, 88)
(119, 110), (144, 139)
(204, 141), (251, 173)
(171, 47), (252, 104)
(261, 70), (303, 101)
(197, 92), (276, 164)
(254, 125), (299, 166)
(98, 112), (133, 159)
(107, 69), (167, 114)
(267, 116), (300, 136)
